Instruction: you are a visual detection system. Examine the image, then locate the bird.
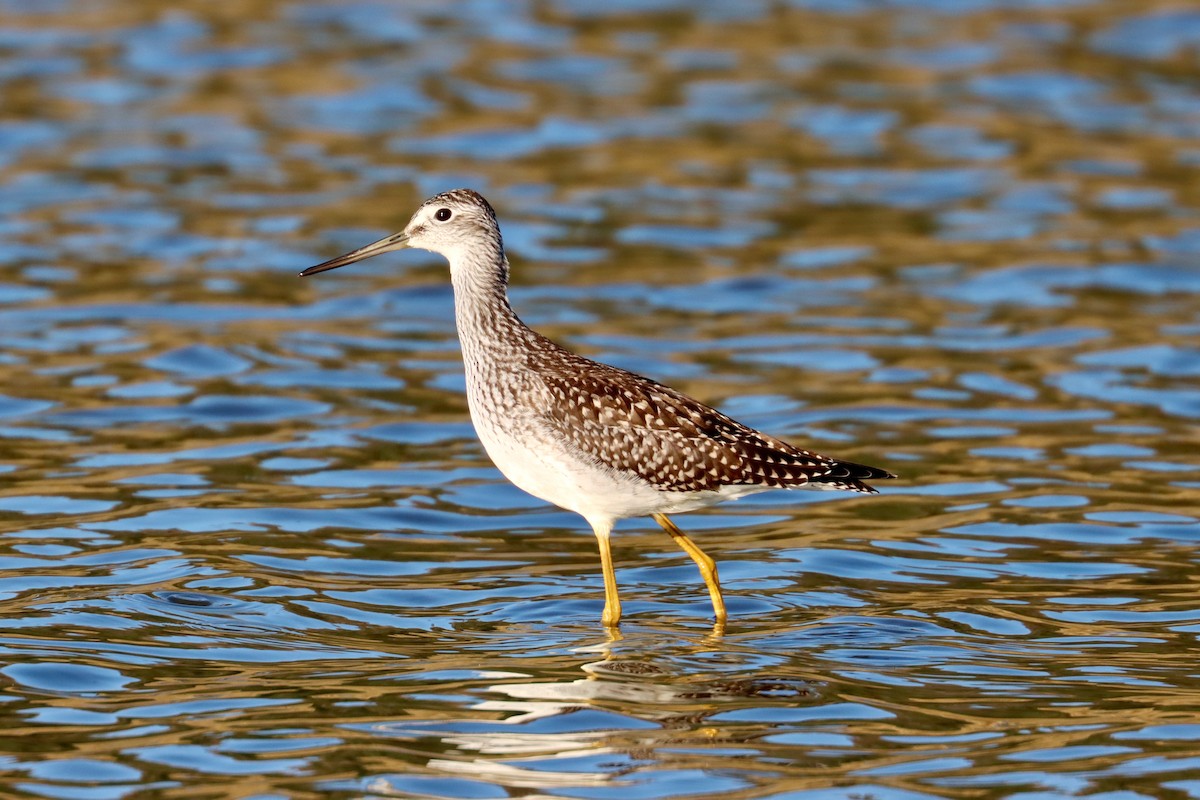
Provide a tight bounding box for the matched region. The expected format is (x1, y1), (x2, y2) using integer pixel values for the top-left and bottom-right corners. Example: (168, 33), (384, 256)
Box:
(300, 189), (894, 628)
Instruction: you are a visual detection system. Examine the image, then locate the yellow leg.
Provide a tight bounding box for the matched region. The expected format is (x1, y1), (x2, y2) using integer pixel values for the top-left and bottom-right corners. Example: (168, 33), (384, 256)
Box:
(653, 513), (727, 624)
(591, 521), (622, 627)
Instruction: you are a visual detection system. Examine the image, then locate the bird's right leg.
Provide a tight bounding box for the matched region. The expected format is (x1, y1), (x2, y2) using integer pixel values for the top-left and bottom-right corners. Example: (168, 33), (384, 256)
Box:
(589, 519), (622, 627)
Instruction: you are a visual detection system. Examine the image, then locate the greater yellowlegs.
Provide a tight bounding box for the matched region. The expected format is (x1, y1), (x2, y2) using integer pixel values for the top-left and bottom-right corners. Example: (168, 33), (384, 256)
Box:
(301, 189), (893, 627)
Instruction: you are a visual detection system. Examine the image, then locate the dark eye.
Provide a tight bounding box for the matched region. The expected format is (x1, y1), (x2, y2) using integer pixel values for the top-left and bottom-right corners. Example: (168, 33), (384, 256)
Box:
(434, 208), (452, 222)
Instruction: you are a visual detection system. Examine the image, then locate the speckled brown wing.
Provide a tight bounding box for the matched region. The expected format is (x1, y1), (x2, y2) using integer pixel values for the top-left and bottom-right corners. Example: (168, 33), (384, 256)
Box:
(536, 354), (891, 494)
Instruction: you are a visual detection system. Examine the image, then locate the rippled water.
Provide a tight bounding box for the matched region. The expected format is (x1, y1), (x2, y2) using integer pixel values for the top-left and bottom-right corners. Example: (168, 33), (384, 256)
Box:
(2, 0), (1199, 797)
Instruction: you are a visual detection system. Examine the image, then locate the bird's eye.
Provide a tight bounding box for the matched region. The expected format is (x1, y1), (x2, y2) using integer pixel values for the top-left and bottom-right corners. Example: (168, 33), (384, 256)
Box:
(435, 208), (452, 222)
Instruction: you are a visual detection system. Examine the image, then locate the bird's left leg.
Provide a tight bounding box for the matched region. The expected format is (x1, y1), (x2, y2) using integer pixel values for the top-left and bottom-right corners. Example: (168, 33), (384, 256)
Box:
(652, 513), (727, 624)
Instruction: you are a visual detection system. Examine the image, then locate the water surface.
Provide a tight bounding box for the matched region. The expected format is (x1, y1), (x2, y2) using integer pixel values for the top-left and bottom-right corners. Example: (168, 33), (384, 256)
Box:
(1, 0), (1199, 797)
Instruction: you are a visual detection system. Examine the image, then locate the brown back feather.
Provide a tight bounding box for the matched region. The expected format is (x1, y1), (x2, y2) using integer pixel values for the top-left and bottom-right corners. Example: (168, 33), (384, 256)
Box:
(534, 348), (892, 494)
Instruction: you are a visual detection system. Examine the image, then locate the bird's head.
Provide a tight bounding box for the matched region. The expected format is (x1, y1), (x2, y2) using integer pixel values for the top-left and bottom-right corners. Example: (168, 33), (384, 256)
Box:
(300, 189), (505, 281)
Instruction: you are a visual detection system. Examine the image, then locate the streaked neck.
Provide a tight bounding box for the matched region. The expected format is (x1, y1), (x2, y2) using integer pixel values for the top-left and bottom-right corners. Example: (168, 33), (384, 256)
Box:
(449, 249), (528, 361)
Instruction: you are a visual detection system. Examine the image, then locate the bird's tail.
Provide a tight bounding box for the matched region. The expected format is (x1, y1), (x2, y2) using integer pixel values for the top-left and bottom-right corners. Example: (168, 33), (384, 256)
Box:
(810, 460), (896, 494)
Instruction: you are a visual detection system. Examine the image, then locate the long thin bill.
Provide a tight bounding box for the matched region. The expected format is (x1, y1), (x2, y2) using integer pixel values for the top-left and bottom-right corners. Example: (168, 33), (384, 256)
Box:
(298, 231), (409, 277)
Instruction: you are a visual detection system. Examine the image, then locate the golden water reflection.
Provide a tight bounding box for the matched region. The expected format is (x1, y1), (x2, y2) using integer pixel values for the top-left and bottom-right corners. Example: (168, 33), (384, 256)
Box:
(1, 0), (1199, 796)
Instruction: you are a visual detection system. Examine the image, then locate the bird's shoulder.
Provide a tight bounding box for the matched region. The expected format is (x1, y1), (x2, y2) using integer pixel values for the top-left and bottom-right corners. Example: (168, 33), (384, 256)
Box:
(530, 346), (839, 491)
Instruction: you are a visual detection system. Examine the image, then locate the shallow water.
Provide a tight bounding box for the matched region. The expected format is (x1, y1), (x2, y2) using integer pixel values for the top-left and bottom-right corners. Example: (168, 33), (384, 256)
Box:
(1, 0), (1199, 797)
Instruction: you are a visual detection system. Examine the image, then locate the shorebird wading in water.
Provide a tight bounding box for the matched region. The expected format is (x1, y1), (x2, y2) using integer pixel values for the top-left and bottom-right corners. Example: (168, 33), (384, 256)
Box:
(301, 189), (894, 627)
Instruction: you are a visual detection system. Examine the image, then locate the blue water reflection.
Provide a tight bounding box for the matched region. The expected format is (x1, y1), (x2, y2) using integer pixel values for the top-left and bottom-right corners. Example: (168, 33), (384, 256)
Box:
(1, 0), (1199, 797)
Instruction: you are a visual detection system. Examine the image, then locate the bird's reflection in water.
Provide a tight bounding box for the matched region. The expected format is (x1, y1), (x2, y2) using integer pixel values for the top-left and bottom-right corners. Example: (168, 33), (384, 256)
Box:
(363, 630), (817, 794)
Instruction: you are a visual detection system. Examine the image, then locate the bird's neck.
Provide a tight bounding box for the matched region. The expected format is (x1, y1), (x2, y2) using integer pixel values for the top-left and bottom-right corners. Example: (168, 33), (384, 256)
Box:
(449, 250), (531, 365)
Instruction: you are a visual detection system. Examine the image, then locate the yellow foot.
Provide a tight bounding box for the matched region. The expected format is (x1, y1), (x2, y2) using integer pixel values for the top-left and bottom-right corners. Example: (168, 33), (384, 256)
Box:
(653, 513), (727, 624)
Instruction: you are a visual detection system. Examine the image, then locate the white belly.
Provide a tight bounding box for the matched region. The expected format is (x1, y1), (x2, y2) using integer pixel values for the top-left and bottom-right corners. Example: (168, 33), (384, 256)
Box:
(469, 399), (766, 523)
(471, 407), (643, 516)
